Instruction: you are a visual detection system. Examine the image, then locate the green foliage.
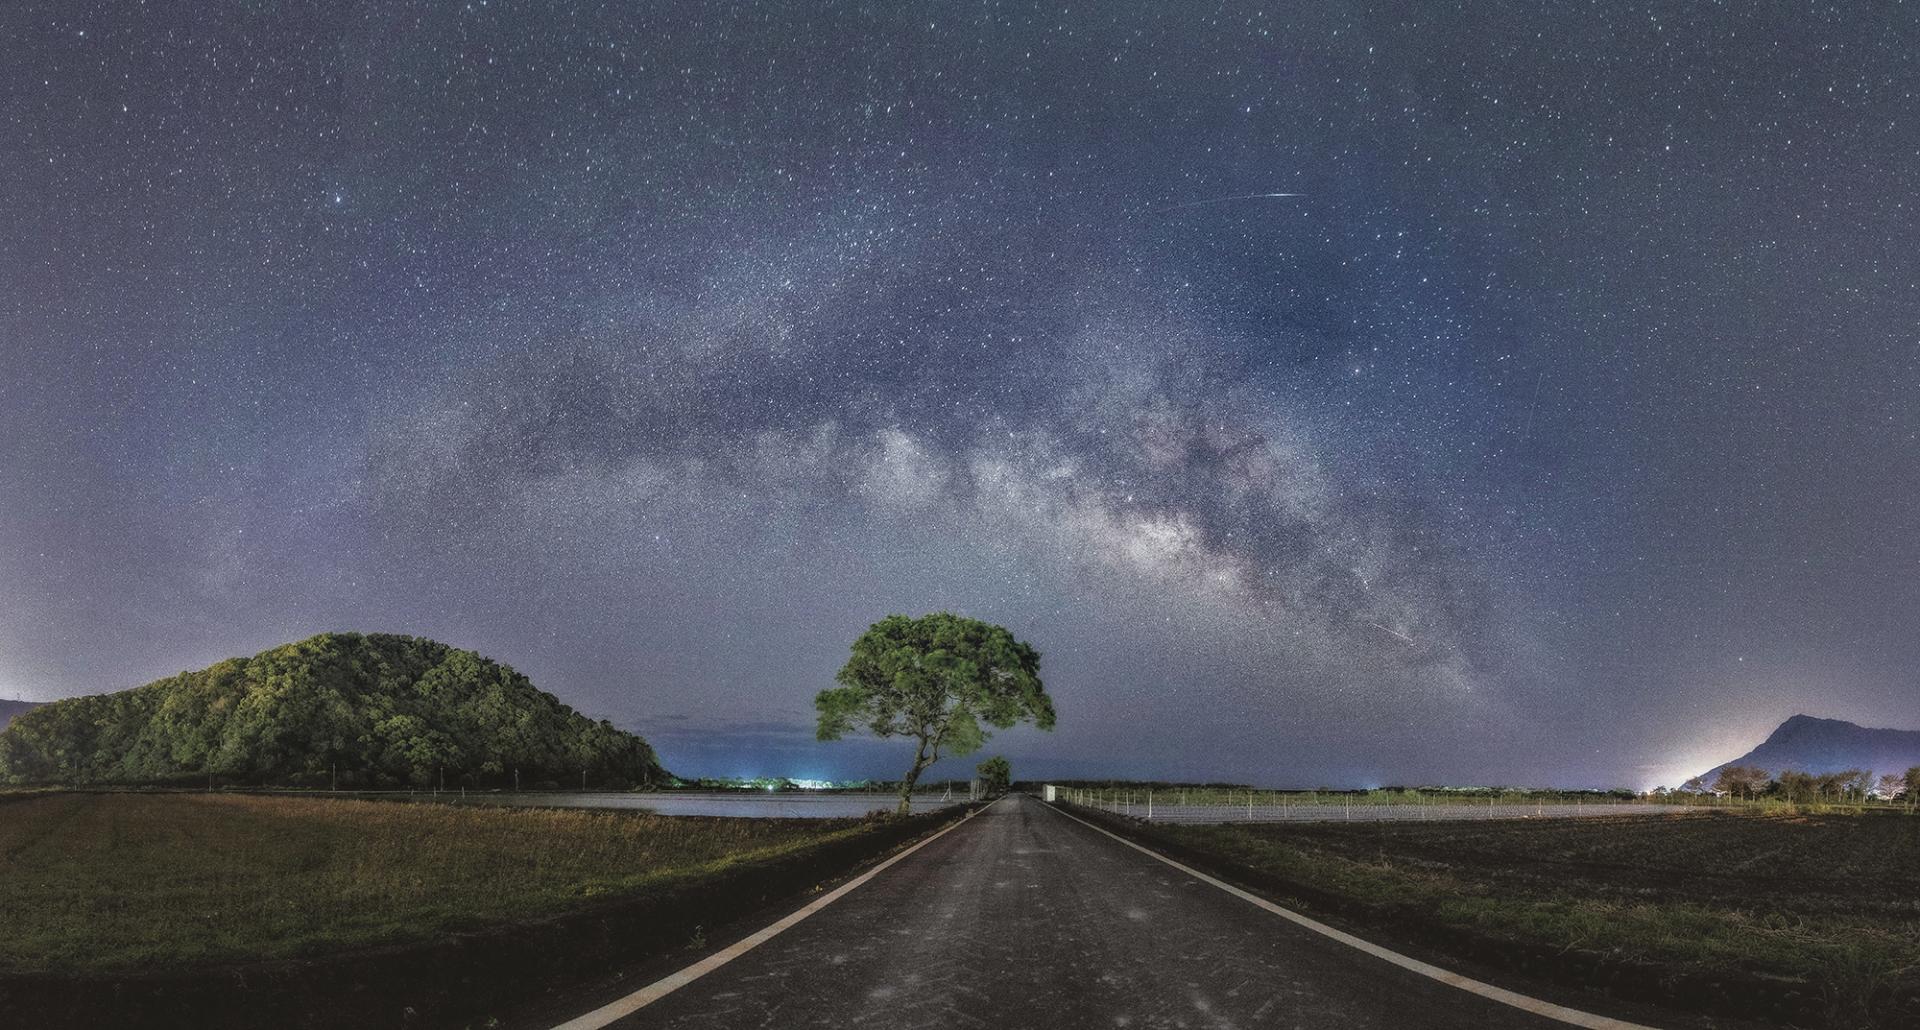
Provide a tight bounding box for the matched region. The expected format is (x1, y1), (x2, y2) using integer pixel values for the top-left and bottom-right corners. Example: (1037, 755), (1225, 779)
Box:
(816, 612), (1052, 813)
(0, 633), (667, 788)
(1771, 768), (1877, 804)
(976, 755), (1011, 795)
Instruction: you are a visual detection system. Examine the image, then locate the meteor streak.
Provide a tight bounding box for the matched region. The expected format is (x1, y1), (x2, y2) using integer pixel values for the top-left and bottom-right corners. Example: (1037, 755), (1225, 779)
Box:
(1368, 621), (1418, 646)
(1155, 192), (1304, 213)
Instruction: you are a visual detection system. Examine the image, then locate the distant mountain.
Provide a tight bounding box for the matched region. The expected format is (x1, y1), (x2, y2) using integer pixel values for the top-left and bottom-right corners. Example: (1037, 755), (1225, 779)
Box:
(1699, 715), (1920, 783)
(0, 633), (668, 788)
(0, 698), (41, 732)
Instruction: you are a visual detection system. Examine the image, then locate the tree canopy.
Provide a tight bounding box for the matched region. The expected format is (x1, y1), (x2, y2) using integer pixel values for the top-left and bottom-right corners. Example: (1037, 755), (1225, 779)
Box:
(816, 613), (1052, 815)
(976, 755), (1012, 795)
(1711, 764), (1770, 799)
(0, 633), (667, 789)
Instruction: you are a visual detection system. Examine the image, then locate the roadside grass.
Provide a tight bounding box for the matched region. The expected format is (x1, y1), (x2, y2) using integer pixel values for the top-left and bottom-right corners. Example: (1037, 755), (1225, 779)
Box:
(1155, 810), (1920, 1026)
(0, 792), (871, 973)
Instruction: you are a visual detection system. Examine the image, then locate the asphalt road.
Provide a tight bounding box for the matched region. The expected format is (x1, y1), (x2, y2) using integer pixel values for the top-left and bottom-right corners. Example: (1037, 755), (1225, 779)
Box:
(594, 793), (1589, 1029)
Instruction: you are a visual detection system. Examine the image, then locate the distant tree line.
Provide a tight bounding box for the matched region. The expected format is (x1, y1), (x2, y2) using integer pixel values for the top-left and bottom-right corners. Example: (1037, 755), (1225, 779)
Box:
(0, 633), (668, 789)
(976, 755), (1012, 795)
(1664, 765), (1920, 805)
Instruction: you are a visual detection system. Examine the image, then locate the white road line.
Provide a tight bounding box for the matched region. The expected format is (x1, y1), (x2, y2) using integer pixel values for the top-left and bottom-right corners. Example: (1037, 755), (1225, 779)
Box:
(549, 799), (995, 1030)
(1046, 802), (1661, 1030)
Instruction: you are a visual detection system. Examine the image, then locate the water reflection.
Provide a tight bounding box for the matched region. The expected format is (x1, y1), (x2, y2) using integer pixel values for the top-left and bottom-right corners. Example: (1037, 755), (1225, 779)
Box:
(388, 790), (965, 819)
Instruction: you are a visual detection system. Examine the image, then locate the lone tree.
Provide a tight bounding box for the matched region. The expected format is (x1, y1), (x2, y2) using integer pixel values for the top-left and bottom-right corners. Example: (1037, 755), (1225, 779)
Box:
(1776, 769), (1817, 803)
(977, 755), (1012, 796)
(816, 613), (1054, 816)
(1712, 764), (1770, 800)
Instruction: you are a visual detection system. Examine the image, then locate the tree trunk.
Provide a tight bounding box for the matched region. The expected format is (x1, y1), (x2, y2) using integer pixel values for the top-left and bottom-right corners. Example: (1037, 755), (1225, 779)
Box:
(897, 741), (934, 817)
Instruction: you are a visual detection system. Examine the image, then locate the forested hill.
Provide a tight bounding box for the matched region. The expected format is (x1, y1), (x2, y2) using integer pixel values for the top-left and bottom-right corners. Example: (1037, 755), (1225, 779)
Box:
(0, 698), (41, 731)
(0, 633), (667, 788)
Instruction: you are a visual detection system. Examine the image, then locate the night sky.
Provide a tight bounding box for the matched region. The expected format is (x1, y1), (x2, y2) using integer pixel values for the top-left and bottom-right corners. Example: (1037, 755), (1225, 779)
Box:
(5, 2), (1917, 789)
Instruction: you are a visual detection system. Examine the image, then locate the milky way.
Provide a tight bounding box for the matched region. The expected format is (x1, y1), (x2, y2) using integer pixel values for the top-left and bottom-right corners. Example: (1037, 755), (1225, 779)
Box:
(5, 3), (1918, 787)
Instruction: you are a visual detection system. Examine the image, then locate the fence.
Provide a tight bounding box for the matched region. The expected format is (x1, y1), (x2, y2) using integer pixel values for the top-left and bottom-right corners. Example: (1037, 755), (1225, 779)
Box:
(1052, 787), (1704, 824)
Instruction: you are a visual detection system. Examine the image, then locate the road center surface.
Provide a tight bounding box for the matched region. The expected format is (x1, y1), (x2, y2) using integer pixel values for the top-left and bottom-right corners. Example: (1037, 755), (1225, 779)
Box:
(596, 793), (1578, 1029)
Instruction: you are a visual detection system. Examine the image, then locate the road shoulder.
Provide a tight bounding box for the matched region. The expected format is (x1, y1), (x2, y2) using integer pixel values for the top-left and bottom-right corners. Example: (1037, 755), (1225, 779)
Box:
(1043, 800), (1774, 1030)
(509, 801), (987, 1030)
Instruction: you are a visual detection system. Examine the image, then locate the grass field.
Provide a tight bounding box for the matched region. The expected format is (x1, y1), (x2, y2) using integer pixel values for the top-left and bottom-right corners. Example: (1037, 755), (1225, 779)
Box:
(1155, 810), (1920, 1026)
(0, 792), (869, 973)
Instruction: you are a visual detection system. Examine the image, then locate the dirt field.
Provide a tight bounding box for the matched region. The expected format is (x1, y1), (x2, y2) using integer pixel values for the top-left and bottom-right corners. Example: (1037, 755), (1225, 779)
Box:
(1155, 809), (1920, 1028)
